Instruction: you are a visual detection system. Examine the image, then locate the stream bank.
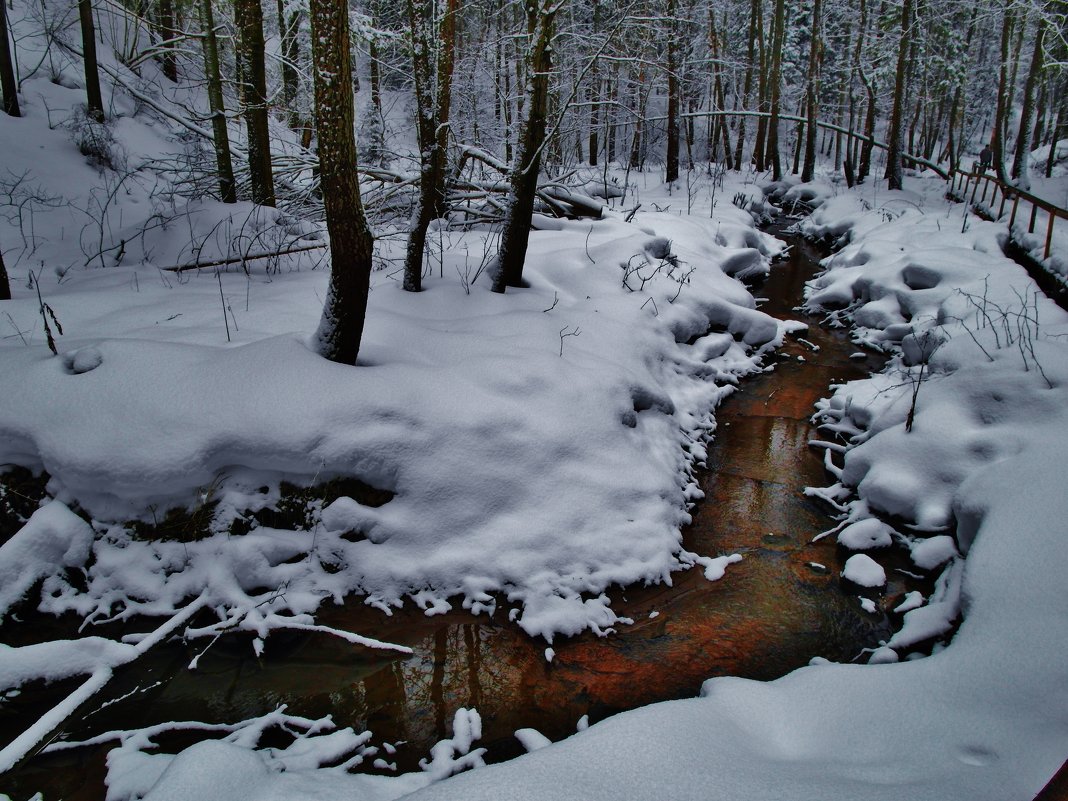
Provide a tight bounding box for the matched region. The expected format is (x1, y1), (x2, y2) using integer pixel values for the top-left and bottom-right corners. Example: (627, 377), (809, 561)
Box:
(0, 226), (926, 800)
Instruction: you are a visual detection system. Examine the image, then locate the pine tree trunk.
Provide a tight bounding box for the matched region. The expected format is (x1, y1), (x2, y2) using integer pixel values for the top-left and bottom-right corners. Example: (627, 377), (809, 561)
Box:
(235, 0), (276, 206)
(0, 2), (21, 117)
(733, 0), (759, 167)
(309, 0), (375, 365)
(199, 0), (236, 203)
(491, 0), (556, 294)
(79, 0), (104, 121)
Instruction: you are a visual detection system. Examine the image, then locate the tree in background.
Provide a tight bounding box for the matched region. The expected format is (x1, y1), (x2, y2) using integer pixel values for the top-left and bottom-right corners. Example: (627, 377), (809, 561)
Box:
(235, 0), (276, 206)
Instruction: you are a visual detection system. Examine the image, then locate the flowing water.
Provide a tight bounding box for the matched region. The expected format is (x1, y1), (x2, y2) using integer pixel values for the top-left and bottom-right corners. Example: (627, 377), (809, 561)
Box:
(0, 228), (927, 799)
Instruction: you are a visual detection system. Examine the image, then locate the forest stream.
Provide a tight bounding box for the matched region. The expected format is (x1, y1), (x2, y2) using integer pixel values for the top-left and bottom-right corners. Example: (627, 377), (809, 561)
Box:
(0, 224), (930, 800)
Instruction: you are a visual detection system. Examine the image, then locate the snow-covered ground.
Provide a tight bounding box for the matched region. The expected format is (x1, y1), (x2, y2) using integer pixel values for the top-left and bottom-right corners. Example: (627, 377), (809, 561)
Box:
(4, 0), (1068, 793)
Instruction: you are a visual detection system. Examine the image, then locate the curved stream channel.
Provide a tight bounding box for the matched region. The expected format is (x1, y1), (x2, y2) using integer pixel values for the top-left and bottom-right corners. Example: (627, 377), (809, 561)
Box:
(0, 228), (927, 800)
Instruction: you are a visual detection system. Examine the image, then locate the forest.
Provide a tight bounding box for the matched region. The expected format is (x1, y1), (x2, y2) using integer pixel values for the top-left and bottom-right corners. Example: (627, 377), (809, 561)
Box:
(1, 0), (1067, 797)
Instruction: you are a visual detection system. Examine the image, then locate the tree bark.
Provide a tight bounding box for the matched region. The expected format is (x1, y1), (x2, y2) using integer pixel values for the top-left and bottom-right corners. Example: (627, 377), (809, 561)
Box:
(664, 0), (679, 183)
(79, 0), (105, 121)
(0, 1), (20, 117)
(235, 0), (276, 206)
(156, 0), (178, 81)
(801, 0), (821, 182)
(884, 0), (913, 190)
(403, 0), (460, 292)
(1011, 9), (1046, 189)
(309, 0), (375, 365)
(990, 1), (1014, 183)
(765, 0), (786, 180)
(198, 0), (236, 202)
(491, 0), (556, 293)
(0, 244), (9, 301)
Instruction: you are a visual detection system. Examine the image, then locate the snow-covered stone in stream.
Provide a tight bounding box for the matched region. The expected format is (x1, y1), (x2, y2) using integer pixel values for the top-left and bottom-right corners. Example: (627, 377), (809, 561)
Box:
(515, 728), (552, 753)
(868, 645), (899, 664)
(841, 554), (886, 588)
(0, 501), (94, 620)
(910, 535), (958, 570)
(837, 518), (895, 550)
(894, 591), (925, 614)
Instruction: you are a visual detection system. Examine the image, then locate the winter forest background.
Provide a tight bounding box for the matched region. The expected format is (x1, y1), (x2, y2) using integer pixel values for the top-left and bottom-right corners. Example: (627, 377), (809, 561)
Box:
(0, 0), (1067, 797)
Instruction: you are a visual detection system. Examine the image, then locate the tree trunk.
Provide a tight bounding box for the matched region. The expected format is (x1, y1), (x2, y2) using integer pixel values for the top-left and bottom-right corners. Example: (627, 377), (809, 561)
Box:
(403, 0), (460, 292)
(79, 0), (104, 121)
(309, 0), (375, 365)
(235, 0), (276, 206)
(0, 1), (20, 117)
(1011, 10), (1046, 189)
(198, 0), (236, 203)
(801, 0), (821, 182)
(491, 0), (556, 293)
(156, 0), (178, 81)
(664, 0), (679, 183)
(733, 0), (759, 167)
(765, 0), (786, 180)
(990, 2), (1014, 183)
(278, 0), (300, 127)
(0, 244), (9, 301)
(884, 0), (912, 190)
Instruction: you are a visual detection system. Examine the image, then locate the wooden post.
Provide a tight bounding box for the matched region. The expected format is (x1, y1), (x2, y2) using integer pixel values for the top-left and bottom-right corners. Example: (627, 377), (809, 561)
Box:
(1045, 211), (1055, 260)
(1029, 202), (1038, 234)
(1010, 194), (1020, 228)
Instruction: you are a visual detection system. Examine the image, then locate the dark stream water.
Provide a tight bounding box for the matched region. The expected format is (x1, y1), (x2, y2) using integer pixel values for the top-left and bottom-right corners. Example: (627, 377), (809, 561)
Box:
(0, 229), (926, 800)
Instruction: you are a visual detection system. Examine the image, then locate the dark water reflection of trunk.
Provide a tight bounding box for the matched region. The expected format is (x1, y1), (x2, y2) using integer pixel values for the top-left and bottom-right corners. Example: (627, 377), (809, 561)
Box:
(0, 227), (921, 799)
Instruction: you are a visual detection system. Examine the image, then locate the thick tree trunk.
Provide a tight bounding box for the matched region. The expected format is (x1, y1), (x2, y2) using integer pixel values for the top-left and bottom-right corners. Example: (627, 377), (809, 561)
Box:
(309, 0), (375, 365)
(199, 0), (236, 203)
(235, 0), (276, 206)
(0, 1), (20, 117)
(491, 0), (556, 293)
(79, 0), (104, 120)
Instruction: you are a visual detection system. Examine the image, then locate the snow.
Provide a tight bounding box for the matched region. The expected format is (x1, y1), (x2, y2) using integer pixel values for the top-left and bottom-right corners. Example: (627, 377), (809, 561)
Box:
(840, 554), (886, 588)
(3, 0), (1068, 793)
(835, 517), (894, 550)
